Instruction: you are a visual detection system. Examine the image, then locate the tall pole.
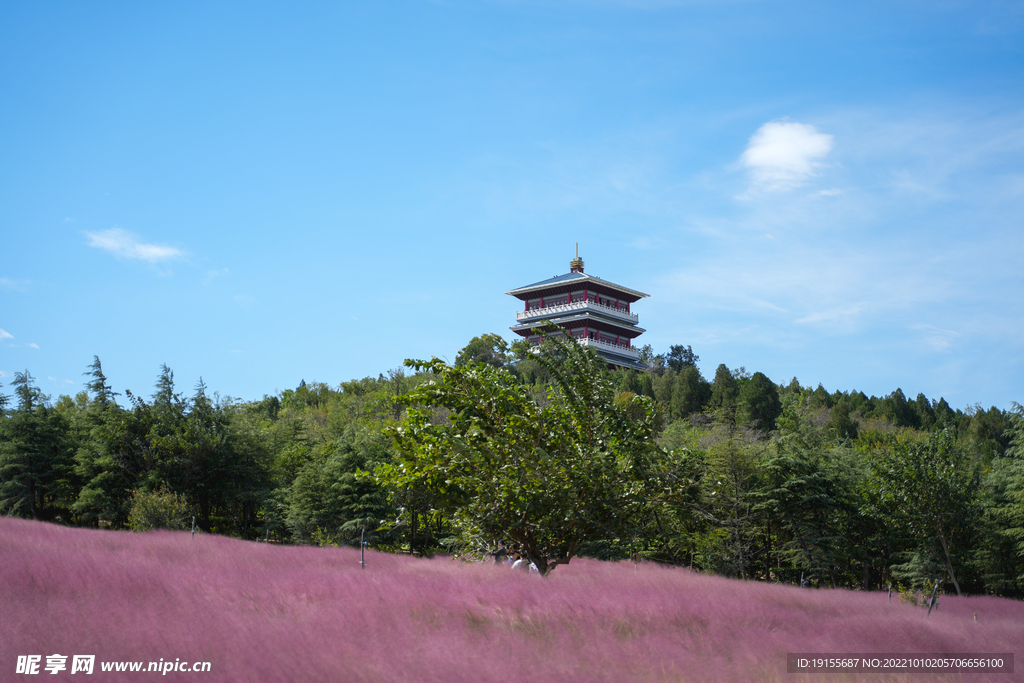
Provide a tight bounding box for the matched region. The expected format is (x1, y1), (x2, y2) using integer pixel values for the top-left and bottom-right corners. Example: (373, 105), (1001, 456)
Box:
(927, 581), (940, 617)
(360, 527), (366, 570)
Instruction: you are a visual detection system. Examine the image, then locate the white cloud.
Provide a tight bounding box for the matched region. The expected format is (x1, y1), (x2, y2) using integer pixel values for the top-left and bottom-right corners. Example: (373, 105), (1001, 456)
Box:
(740, 120), (834, 192)
(0, 277), (29, 292)
(203, 268), (229, 285)
(0, 329), (12, 340)
(84, 227), (184, 262)
(912, 324), (961, 352)
(794, 302), (872, 325)
(27, 343), (39, 349)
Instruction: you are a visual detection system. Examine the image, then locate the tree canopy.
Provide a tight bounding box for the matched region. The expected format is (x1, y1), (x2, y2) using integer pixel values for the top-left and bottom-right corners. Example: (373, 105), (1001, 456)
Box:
(3, 344), (1024, 596)
(376, 336), (661, 576)
(865, 429), (980, 595)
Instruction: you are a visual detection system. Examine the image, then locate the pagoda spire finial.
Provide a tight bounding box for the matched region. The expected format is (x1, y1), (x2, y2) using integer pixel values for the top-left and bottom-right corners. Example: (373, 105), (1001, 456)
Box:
(569, 243), (585, 273)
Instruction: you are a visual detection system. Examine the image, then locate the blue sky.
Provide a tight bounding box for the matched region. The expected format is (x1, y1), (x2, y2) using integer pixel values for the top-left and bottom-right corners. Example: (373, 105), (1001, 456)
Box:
(2, 1), (1022, 410)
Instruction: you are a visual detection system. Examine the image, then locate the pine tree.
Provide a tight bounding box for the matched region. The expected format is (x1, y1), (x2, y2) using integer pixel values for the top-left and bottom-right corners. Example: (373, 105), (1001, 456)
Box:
(0, 371), (72, 519)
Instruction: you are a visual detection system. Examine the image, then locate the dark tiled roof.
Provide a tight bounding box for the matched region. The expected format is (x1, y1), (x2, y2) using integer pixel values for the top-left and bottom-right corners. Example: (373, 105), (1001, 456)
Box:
(505, 271), (648, 299)
(512, 272), (588, 290)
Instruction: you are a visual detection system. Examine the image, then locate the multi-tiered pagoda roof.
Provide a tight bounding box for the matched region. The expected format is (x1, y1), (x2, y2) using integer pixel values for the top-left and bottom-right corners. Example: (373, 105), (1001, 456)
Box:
(506, 252), (649, 370)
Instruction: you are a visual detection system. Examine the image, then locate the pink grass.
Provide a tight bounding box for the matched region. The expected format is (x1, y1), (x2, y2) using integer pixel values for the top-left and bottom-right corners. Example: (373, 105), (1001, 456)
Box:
(2, 518), (1021, 682)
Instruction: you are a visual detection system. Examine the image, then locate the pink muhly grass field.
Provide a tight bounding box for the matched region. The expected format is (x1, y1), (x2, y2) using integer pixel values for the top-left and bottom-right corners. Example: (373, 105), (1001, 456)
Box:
(2, 518), (1021, 682)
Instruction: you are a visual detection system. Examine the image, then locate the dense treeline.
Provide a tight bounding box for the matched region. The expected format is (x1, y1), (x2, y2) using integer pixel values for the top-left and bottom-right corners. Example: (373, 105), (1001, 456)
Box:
(2, 339), (1023, 597)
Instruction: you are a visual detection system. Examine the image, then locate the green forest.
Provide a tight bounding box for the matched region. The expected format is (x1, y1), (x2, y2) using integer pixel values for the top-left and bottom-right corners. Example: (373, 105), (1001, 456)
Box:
(2, 334), (1023, 597)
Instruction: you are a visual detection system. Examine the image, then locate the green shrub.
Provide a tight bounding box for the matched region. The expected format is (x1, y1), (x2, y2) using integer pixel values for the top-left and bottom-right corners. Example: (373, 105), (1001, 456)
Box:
(127, 487), (192, 532)
(894, 581), (941, 610)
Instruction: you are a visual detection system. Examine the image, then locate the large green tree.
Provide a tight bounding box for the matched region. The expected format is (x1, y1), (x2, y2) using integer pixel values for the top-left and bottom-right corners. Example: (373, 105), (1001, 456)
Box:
(0, 371), (73, 519)
(993, 403), (1024, 583)
(670, 365), (712, 419)
(286, 427), (391, 544)
(710, 364), (739, 413)
(740, 372), (782, 432)
(663, 344), (699, 372)
(754, 425), (857, 587)
(73, 357), (133, 527)
(455, 333), (510, 368)
(376, 336), (661, 576)
(694, 438), (763, 579)
(865, 429), (980, 594)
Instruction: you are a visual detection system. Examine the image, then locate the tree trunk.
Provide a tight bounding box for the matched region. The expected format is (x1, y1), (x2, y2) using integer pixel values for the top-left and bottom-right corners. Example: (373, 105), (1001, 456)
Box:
(200, 500), (212, 532)
(936, 525), (961, 596)
(410, 510), (418, 553)
(27, 480), (38, 520)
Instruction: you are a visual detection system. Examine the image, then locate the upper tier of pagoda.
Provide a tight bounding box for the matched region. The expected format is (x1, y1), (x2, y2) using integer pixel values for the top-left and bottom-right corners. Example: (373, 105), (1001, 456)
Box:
(505, 252), (649, 370)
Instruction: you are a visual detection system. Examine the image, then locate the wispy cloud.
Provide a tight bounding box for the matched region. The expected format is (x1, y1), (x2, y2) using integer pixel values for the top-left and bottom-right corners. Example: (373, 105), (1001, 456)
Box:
(0, 329), (43, 351)
(203, 268), (230, 285)
(84, 227), (184, 262)
(739, 120), (833, 193)
(913, 325), (961, 352)
(794, 302), (872, 326)
(0, 277), (30, 292)
(657, 249), (904, 336)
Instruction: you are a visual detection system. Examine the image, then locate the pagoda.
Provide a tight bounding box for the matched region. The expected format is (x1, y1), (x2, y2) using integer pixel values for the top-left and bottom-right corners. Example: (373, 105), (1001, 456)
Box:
(506, 249), (649, 370)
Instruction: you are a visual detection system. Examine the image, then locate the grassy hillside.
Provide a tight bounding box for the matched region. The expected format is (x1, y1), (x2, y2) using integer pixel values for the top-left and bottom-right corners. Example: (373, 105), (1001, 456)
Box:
(2, 518), (1020, 682)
